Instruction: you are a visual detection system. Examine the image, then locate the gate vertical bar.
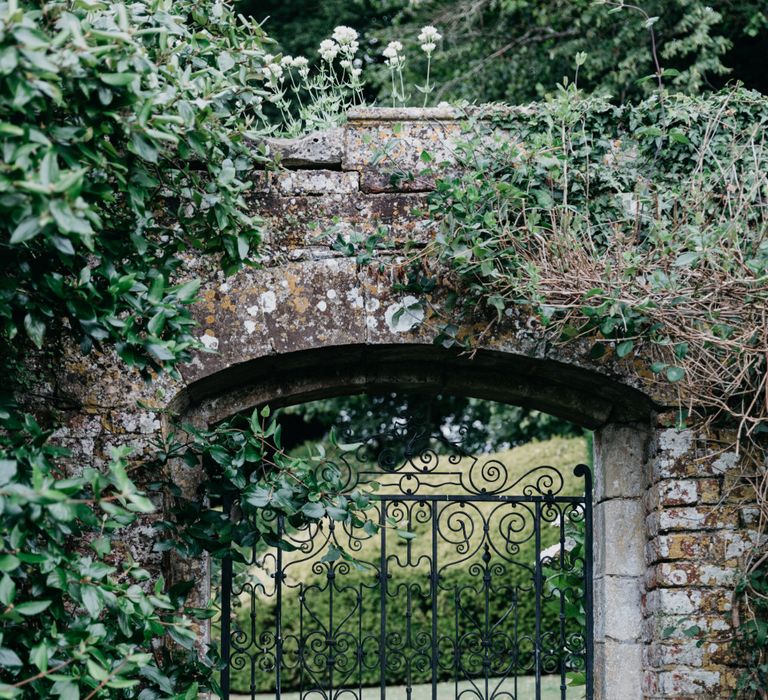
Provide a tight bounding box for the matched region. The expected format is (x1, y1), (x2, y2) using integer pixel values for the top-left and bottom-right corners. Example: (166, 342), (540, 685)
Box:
(431, 500), (438, 700)
(534, 501), (542, 700)
(379, 501), (387, 700)
(582, 465), (594, 700)
(221, 493), (233, 700)
(276, 514), (284, 700)
(559, 507), (567, 700)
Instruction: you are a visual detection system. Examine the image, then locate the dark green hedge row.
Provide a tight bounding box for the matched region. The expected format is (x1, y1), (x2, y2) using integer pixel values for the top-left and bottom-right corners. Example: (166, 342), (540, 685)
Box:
(229, 553), (584, 693)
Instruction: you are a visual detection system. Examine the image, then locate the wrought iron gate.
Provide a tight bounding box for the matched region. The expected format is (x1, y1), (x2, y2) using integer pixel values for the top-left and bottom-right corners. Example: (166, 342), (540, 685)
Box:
(219, 422), (593, 699)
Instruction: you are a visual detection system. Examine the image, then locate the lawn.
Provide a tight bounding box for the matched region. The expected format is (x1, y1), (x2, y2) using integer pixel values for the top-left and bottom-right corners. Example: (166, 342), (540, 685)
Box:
(235, 674), (582, 699)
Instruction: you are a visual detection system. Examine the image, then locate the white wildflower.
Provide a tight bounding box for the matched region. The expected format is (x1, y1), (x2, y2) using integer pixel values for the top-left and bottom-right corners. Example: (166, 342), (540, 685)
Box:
(340, 59), (352, 69)
(263, 53), (274, 64)
(333, 26), (359, 56)
(262, 62), (284, 81)
(280, 55), (294, 67)
(332, 26), (358, 46)
(291, 55), (310, 77)
(351, 68), (362, 79)
(319, 39), (339, 62)
(418, 26), (442, 44)
(420, 42), (436, 55)
(382, 40), (405, 68)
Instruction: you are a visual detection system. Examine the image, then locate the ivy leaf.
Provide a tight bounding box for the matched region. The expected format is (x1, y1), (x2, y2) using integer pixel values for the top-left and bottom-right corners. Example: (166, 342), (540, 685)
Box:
(23, 314), (46, 348)
(666, 366), (685, 382)
(14, 600), (52, 615)
(0, 460), (16, 486)
(100, 73), (139, 86)
(301, 502), (325, 519)
(0, 648), (23, 667)
(321, 545), (342, 563)
(0, 575), (15, 606)
(616, 340), (634, 358)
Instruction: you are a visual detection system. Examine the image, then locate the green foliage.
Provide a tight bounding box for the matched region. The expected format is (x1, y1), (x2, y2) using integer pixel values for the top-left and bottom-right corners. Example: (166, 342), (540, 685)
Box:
(0, 0), (283, 696)
(0, 421), (212, 698)
(420, 87), (768, 439)
(279, 393), (581, 455)
(0, 0), (269, 377)
(162, 407), (376, 564)
(245, 0), (768, 106)
(734, 565), (768, 695)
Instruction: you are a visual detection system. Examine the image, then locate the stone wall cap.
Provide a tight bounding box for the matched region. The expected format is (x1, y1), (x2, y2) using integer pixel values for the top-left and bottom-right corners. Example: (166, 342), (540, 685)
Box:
(346, 104), (536, 122)
(347, 106), (465, 121)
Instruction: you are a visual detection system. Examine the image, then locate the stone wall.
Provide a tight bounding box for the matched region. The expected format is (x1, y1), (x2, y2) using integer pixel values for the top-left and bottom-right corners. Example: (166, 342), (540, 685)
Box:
(40, 108), (759, 698)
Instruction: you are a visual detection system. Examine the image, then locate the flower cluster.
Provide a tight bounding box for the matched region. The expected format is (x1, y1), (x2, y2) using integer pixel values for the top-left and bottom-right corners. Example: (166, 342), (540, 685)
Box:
(318, 26), (360, 64)
(333, 25), (360, 54)
(418, 25), (442, 55)
(382, 40), (405, 69)
(261, 54), (284, 87)
(319, 39), (339, 62)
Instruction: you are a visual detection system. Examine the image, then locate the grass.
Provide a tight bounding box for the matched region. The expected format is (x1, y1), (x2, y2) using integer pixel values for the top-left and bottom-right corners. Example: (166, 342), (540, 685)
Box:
(235, 674), (583, 699)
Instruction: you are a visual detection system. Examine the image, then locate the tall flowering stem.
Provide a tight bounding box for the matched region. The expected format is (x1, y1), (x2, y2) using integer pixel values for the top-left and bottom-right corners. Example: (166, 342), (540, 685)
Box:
(418, 26), (442, 107)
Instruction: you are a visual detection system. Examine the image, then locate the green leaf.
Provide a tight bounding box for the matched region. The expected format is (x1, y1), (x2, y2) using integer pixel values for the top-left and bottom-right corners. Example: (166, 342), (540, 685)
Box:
(173, 279), (200, 303)
(321, 545), (342, 563)
(9, 218), (41, 244)
(0, 461), (16, 486)
(81, 586), (103, 617)
(666, 366), (685, 382)
(131, 133), (158, 163)
(14, 600), (52, 615)
(301, 502), (326, 519)
(86, 658), (109, 681)
(146, 343), (175, 362)
(100, 73), (139, 86)
(326, 506), (348, 521)
(0, 555), (20, 573)
(616, 340), (634, 358)
(0, 648), (23, 667)
(23, 314), (46, 348)
(0, 576), (15, 606)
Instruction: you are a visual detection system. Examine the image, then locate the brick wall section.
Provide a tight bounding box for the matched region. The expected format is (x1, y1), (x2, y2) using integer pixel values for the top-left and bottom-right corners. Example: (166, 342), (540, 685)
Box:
(643, 420), (759, 698)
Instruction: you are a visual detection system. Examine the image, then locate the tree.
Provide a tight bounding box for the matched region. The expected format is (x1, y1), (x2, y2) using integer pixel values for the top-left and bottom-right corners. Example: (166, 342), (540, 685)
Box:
(240, 0), (768, 105)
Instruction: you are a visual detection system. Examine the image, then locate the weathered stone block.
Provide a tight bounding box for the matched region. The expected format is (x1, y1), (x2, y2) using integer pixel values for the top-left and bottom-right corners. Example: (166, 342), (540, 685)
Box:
(594, 422), (649, 501)
(646, 507), (738, 536)
(646, 478), (722, 508)
(261, 127), (344, 167)
(595, 498), (646, 577)
(646, 562), (737, 589)
(595, 640), (643, 700)
(595, 575), (644, 642)
(273, 169), (359, 195)
(645, 588), (731, 616)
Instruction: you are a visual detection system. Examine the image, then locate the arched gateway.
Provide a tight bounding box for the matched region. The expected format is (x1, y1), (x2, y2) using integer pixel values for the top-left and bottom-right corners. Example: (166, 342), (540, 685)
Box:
(53, 108), (754, 699)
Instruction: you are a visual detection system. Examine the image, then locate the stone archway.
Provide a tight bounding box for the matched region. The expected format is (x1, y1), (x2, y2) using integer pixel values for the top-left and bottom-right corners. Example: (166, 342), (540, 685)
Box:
(175, 341), (654, 700)
(52, 108), (753, 699)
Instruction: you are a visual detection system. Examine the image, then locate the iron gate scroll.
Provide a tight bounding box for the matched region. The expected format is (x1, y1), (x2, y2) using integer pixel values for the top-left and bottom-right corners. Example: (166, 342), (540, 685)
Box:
(220, 423), (593, 699)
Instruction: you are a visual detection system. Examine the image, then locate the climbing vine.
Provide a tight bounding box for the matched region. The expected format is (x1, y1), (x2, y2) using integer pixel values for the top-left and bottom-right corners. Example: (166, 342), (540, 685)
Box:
(403, 86), (768, 694)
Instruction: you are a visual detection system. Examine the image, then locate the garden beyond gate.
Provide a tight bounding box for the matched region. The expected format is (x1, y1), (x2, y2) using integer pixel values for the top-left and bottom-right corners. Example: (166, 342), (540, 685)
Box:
(219, 420), (593, 700)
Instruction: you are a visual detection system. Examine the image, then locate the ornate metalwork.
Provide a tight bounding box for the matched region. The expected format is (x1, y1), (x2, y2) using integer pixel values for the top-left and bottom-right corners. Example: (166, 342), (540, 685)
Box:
(220, 420), (593, 699)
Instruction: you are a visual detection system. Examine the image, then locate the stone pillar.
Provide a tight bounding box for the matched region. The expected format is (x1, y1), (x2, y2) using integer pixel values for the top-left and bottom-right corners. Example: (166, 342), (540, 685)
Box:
(593, 422), (650, 699)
